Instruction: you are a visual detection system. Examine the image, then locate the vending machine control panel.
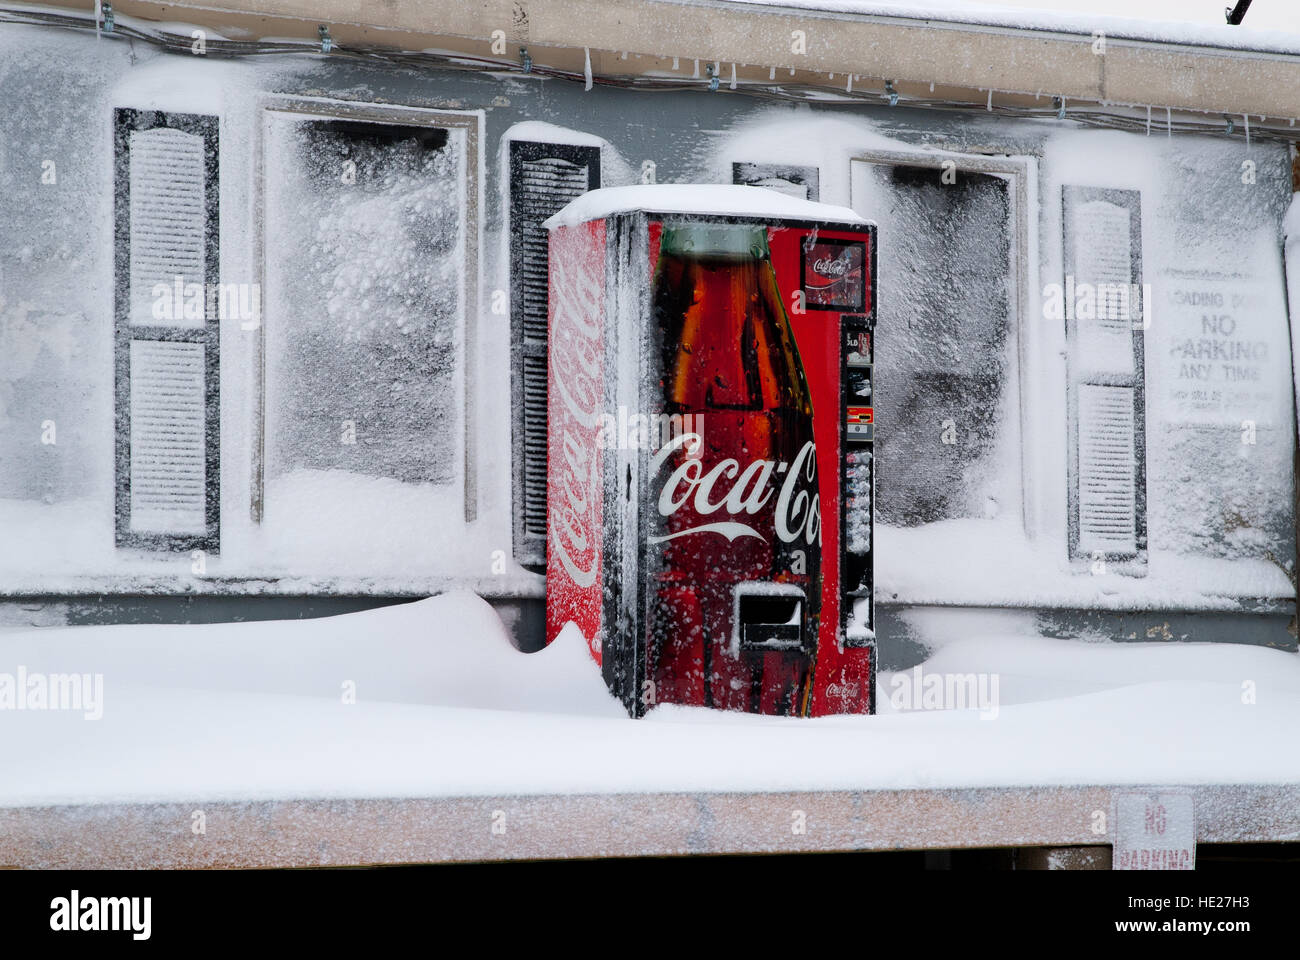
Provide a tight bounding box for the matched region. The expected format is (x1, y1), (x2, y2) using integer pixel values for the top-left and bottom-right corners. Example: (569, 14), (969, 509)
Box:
(841, 317), (875, 649)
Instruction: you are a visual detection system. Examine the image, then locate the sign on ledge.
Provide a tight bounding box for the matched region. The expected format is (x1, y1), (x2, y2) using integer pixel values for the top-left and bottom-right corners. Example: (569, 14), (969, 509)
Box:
(1113, 791), (1195, 870)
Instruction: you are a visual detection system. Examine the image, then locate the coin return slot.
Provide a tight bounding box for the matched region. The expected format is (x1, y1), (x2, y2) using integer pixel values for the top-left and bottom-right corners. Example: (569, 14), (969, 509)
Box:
(737, 594), (804, 652)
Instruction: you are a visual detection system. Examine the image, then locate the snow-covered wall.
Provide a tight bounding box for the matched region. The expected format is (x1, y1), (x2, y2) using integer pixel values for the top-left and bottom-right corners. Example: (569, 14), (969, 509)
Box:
(0, 21), (1294, 624)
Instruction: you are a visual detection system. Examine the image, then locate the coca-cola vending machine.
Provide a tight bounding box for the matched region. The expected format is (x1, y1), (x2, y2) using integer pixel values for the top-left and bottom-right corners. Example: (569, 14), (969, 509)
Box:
(544, 185), (875, 717)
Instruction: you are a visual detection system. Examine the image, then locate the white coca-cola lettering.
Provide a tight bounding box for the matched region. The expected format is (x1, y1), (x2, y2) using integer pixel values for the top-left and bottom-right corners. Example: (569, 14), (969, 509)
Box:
(548, 232), (604, 588)
(648, 432), (821, 546)
(775, 439), (820, 546)
(812, 255), (849, 277)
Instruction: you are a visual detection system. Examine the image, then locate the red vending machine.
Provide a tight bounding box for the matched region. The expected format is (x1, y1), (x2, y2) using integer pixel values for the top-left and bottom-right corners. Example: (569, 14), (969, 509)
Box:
(544, 185), (875, 718)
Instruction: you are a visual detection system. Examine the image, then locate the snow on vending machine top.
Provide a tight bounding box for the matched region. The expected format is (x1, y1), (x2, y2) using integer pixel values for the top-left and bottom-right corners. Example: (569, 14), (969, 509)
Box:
(543, 185), (876, 717)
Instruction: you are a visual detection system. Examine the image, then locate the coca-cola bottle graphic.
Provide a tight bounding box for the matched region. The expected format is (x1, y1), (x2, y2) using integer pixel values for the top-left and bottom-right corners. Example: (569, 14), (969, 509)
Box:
(648, 221), (821, 716)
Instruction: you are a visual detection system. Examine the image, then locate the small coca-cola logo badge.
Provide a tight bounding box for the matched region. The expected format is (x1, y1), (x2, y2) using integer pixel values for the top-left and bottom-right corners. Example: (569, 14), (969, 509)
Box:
(812, 255), (850, 277)
(802, 239), (867, 312)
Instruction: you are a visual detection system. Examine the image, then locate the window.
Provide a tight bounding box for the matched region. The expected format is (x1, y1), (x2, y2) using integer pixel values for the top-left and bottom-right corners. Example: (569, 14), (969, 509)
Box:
(257, 103), (478, 575)
(1061, 186), (1147, 566)
(733, 162), (820, 201)
(265, 119), (463, 488)
(850, 160), (1016, 527)
(113, 108), (220, 552)
(509, 140), (600, 569)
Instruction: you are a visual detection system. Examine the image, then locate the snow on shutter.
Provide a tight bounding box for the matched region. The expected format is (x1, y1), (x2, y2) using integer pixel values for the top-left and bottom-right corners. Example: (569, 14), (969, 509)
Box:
(509, 140), (600, 568)
(114, 109), (220, 551)
(128, 340), (207, 533)
(1062, 186), (1146, 564)
(128, 127), (207, 328)
(1077, 384), (1138, 554)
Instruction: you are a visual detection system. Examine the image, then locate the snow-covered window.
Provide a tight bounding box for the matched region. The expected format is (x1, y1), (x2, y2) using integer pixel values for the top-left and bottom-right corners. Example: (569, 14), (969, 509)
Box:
(852, 162), (1017, 527)
(113, 108), (220, 552)
(265, 116), (465, 477)
(509, 140), (600, 569)
(1062, 186), (1147, 566)
(259, 108), (476, 576)
(733, 162), (820, 201)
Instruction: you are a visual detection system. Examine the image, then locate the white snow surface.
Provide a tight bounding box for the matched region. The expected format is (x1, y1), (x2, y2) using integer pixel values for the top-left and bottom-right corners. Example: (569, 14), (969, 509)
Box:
(544, 184), (868, 229)
(1, 594), (1296, 807)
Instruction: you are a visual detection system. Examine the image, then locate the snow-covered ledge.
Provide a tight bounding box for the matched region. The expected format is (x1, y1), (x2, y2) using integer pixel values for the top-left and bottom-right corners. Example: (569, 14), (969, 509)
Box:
(1, 596), (1297, 865)
(4, 785), (1298, 868)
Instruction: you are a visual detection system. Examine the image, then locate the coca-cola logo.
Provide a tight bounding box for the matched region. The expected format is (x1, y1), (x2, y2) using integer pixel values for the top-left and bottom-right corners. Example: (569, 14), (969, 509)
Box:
(647, 432), (821, 547)
(548, 231), (604, 589)
(802, 239), (867, 311)
(812, 255), (850, 278)
(825, 669), (860, 701)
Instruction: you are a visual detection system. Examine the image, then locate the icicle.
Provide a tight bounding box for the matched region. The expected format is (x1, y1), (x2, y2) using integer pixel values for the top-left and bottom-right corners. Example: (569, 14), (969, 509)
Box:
(1244, 113), (1250, 149)
(94, 0), (101, 39)
(1145, 105), (1151, 136)
(1166, 107), (1172, 138)
(769, 66), (775, 81)
(986, 88), (992, 112)
(583, 47), (592, 91)
(846, 74), (853, 93)
(730, 63), (737, 90)
(672, 56), (679, 70)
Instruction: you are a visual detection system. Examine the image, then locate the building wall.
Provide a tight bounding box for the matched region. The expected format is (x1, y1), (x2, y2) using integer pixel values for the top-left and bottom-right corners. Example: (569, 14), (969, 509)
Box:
(0, 22), (1294, 654)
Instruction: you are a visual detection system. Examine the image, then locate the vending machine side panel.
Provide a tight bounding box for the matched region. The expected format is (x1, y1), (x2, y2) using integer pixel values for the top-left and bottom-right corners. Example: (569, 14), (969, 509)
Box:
(603, 213), (652, 715)
(545, 219), (609, 664)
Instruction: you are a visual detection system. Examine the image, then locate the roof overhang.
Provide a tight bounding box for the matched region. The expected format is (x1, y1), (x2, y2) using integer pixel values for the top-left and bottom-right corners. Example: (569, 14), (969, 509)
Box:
(6, 0), (1300, 139)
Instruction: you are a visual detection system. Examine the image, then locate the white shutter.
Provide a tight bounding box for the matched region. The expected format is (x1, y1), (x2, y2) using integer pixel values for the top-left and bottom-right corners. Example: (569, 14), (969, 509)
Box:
(1073, 199), (1135, 376)
(128, 340), (207, 534)
(115, 109), (219, 551)
(128, 127), (207, 328)
(1077, 383), (1138, 555)
(1063, 185), (1146, 563)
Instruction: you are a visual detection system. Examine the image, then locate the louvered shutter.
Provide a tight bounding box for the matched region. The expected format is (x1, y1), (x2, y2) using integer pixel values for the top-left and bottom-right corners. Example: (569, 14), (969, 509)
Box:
(1077, 383), (1138, 554)
(1062, 187), (1146, 565)
(509, 141), (600, 569)
(114, 109), (220, 551)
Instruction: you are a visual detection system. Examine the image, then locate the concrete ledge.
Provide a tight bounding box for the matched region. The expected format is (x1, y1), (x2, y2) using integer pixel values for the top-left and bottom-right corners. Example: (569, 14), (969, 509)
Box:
(2, 783), (1296, 867)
